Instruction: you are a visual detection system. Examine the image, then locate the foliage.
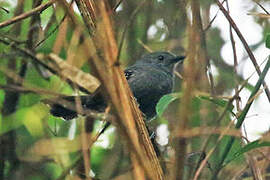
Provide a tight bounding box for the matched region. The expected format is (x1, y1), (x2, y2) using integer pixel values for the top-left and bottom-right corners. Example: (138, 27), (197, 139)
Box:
(1, 0), (270, 180)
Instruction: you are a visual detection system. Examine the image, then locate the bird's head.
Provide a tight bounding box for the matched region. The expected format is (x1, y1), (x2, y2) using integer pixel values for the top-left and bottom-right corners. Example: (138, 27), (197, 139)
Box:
(138, 51), (185, 72)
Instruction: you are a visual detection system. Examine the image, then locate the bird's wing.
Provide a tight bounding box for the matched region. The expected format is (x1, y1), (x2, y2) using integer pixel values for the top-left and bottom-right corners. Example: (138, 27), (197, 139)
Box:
(124, 65), (173, 98)
(124, 69), (135, 80)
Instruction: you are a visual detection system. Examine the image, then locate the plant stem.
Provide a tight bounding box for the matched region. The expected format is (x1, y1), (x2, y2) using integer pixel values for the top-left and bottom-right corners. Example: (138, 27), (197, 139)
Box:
(212, 57), (270, 179)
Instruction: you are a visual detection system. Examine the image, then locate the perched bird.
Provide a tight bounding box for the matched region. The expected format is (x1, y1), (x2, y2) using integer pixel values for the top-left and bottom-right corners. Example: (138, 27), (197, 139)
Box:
(49, 51), (185, 120)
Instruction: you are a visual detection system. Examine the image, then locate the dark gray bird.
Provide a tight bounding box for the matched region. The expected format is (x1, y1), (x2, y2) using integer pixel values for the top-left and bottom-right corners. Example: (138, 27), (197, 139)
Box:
(49, 51), (185, 120)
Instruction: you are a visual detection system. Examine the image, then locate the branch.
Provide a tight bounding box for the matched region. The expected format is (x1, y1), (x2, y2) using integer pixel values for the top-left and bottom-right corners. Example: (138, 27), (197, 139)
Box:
(57, 1), (164, 179)
(211, 57), (270, 179)
(0, 0), (57, 29)
(216, 0), (270, 103)
(116, 0), (146, 62)
(0, 38), (100, 94)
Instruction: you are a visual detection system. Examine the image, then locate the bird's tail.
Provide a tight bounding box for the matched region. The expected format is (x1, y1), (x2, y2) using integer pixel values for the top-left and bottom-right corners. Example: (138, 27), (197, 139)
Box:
(43, 94), (107, 120)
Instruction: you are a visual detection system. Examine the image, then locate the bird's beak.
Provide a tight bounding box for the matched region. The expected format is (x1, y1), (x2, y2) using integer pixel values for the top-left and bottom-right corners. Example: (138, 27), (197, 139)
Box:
(170, 55), (185, 64)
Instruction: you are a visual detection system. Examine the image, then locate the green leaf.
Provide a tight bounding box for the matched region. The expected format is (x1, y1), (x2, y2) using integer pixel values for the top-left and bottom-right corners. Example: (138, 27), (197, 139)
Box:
(0, 103), (49, 136)
(198, 95), (234, 113)
(156, 93), (181, 117)
(1, 110), (25, 135)
(156, 92), (234, 117)
(91, 146), (109, 173)
(23, 103), (48, 137)
(224, 140), (270, 166)
(266, 33), (270, 49)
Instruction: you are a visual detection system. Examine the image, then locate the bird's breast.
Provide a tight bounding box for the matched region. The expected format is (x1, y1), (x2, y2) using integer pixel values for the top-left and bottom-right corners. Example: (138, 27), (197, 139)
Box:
(126, 65), (173, 118)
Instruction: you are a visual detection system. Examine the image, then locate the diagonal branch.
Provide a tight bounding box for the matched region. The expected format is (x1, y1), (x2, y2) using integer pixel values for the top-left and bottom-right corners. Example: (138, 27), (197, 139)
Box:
(216, 0), (270, 103)
(0, 0), (57, 29)
(211, 57), (270, 179)
(0, 38), (100, 94)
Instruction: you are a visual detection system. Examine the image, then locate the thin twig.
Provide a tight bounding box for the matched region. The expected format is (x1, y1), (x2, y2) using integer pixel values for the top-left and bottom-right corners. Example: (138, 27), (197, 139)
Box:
(0, 7), (9, 13)
(0, 83), (63, 97)
(211, 57), (270, 179)
(35, 0), (75, 48)
(255, 1), (270, 15)
(0, 0), (57, 28)
(203, 0), (226, 31)
(0, 38), (100, 94)
(35, 15), (66, 48)
(226, 1), (240, 111)
(0, 33), (27, 44)
(116, 0), (147, 62)
(193, 120), (236, 180)
(137, 39), (153, 52)
(193, 68), (261, 179)
(193, 94), (239, 180)
(58, 1), (164, 178)
(0, 37), (57, 74)
(216, 0), (270, 103)
(248, 12), (270, 18)
(113, 0), (123, 12)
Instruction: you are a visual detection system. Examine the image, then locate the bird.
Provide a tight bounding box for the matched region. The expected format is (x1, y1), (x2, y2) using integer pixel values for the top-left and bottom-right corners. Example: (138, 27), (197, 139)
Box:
(48, 51), (185, 120)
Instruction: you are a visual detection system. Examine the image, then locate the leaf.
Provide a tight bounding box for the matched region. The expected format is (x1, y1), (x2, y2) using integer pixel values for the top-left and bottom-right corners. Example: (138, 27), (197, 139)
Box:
(156, 92), (234, 117)
(23, 103), (48, 137)
(1, 110), (25, 135)
(0, 103), (48, 136)
(198, 95), (234, 113)
(266, 33), (270, 49)
(156, 93), (181, 117)
(91, 146), (109, 169)
(27, 136), (81, 156)
(224, 140), (270, 166)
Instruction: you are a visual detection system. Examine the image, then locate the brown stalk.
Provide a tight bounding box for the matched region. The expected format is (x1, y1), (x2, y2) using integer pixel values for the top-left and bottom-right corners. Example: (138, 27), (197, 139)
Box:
(0, 84), (60, 97)
(99, 2), (164, 179)
(193, 120), (236, 180)
(172, 29), (192, 179)
(193, 77), (251, 180)
(66, 28), (81, 64)
(242, 128), (263, 180)
(173, 15), (192, 180)
(74, 0), (96, 35)
(248, 12), (270, 18)
(173, 1), (209, 179)
(177, 127), (241, 138)
(90, 2), (163, 179)
(79, 118), (92, 180)
(58, 0), (164, 179)
(248, 157), (263, 180)
(226, 1), (241, 111)
(52, 17), (68, 54)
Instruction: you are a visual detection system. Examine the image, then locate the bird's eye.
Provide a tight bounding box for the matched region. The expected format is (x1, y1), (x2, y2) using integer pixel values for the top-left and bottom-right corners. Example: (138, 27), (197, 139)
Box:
(158, 55), (164, 61)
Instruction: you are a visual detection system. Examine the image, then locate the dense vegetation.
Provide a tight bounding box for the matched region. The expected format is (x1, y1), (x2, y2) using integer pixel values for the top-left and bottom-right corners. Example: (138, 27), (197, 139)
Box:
(1, 0), (270, 179)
